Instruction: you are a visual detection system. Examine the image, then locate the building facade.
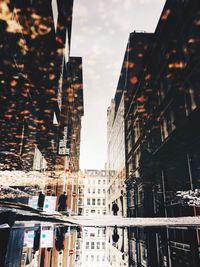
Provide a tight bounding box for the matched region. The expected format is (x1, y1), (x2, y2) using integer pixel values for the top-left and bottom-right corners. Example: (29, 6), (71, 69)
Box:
(107, 94), (126, 217)
(120, 0), (200, 266)
(83, 170), (108, 216)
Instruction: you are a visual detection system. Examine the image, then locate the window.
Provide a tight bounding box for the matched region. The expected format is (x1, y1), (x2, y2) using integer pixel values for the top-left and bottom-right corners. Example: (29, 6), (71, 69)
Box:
(97, 255), (100, 261)
(127, 134), (132, 153)
(84, 229), (88, 236)
(85, 242), (89, 249)
(92, 188), (95, 194)
(140, 243), (147, 265)
(97, 242), (100, 249)
(92, 198), (95, 205)
(161, 107), (176, 140)
(98, 179), (101, 185)
(103, 179), (106, 184)
(91, 209), (95, 213)
(79, 187), (83, 194)
(134, 118), (141, 142)
(97, 229), (101, 237)
(98, 188), (101, 194)
(102, 242), (105, 249)
(97, 199), (101, 205)
(102, 228), (106, 236)
(90, 232), (95, 237)
(87, 198), (90, 205)
(97, 210), (100, 214)
(102, 199), (106, 205)
(85, 255), (88, 261)
(87, 188), (90, 194)
(91, 242), (95, 249)
(103, 189), (106, 194)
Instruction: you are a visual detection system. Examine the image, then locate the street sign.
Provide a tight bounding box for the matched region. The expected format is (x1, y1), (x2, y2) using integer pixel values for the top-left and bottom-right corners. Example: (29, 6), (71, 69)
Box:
(43, 196), (57, 212)
(28, 196), (38, 209)
(69, 249), (74, 255)
(58, 126), (70, 156)
(23, 230), (34, 248)
(40, 226), (54, 248)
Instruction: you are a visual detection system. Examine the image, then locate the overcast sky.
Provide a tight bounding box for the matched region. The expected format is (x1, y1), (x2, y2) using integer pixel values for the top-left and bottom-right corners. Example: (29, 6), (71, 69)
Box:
(70, 0), (165, 170)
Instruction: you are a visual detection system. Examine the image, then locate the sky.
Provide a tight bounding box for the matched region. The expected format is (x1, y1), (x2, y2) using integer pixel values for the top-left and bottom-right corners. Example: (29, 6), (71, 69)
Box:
(70, 0), (166, 170)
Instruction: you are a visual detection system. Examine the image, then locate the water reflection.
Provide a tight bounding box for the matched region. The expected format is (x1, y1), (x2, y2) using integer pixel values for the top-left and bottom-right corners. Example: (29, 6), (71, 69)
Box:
(1, 223), (200, 267)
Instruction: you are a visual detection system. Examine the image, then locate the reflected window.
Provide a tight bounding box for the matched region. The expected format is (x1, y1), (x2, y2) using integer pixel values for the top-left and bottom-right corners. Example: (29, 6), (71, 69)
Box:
(86, 242), (89, 249)
(91, 242), (95, 249)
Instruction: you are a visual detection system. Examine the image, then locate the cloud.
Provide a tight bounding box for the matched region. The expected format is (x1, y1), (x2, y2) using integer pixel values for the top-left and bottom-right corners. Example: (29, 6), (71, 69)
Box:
(73, 1), (89, 25)
(139, 0), (163, 4)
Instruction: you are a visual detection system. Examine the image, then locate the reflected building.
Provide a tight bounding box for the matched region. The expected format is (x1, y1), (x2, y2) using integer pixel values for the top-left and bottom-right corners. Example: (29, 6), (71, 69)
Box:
(120, 0), (200, 266)
(81, 227), (107, 267)
(0, 222), (78, 267)
(0, 1), (84, 199)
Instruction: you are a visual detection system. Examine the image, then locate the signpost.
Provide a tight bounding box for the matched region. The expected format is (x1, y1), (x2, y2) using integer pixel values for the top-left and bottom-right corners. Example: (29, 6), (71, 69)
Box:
(23, 230), (34, 248)
(58, 126), (70, 156)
